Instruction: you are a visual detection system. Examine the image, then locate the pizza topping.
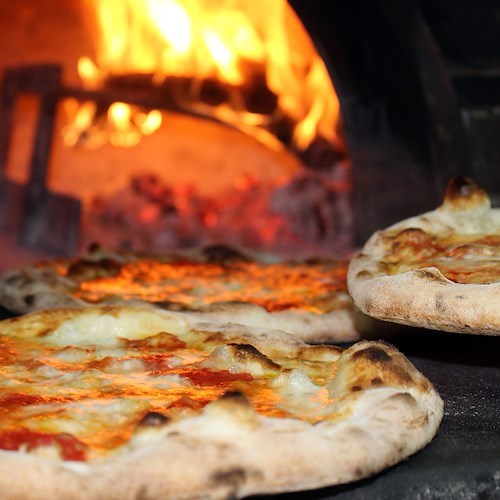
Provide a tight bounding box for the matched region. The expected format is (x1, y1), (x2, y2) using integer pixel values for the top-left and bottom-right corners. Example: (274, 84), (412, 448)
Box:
(423, 260), (499, 285)
(0, 429), (88, 461)
(204, 343), (283, 377)
(382, 229), (500, 284)
(1, 393), (52, 408)
(180, 368), (254, 386)
(375, 177), (499, 284)
(376, 181), (500, 287)
(38, 256), (349, 314)
(0, 307), (354, 461)
(445, 243), (495, 259)
(385, 228), (439, 263)
(137, 411), (170, 428)
(0, 307), (430, 463)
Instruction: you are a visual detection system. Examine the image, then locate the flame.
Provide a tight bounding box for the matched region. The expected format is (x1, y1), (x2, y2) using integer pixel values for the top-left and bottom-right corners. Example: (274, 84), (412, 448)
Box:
(69, 0), (341, 154)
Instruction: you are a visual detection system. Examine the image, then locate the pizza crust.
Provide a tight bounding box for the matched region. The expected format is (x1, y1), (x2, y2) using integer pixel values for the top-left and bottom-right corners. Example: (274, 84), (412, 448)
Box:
(0, 267), (87, 313)
(0, 249), (378, 343)
(348, 257), (500, 334)
(348, 177), (500, 334)
(0, 307), (443, 498)
(186, 300), (374, 343)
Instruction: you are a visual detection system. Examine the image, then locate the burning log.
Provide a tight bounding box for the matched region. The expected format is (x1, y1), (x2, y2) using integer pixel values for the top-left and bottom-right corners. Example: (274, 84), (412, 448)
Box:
(66, 72), (339, 160)
(69, 0), (342, 155)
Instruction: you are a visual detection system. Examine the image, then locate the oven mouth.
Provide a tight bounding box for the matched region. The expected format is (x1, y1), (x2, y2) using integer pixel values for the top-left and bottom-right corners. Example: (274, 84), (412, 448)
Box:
(0, 0), (493, 270)
(0, 0), (354, 263)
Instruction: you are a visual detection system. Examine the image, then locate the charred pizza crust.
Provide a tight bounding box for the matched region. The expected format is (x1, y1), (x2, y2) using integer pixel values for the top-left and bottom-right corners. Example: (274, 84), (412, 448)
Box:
(0, 306), (442, 499)
(0, 245), (373, 343)
(348, 177), (500, 334)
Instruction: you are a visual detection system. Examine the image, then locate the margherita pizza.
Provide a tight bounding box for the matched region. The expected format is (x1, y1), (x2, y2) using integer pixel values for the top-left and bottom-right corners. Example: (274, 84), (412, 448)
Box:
(348, 176), (500, 334)
(0, 245), (373, 343)
(0, 306), (443, 498)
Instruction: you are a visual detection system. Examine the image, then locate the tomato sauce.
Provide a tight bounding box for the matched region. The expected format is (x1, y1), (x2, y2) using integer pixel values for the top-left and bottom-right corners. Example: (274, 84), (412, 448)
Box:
(0, 429), (87, 461)
(181, 368), (253, 386)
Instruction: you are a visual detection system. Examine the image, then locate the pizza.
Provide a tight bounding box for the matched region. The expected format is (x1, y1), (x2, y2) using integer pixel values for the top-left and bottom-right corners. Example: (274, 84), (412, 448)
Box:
(0, 305), (443, 498)
(348, 176), (500, 334)
(0, 244), (374, 343)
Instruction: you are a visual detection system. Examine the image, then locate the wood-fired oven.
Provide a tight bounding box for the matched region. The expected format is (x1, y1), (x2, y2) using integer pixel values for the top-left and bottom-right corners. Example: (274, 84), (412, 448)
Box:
(0, 1), (499, 499)
(1, 0), (351, 264)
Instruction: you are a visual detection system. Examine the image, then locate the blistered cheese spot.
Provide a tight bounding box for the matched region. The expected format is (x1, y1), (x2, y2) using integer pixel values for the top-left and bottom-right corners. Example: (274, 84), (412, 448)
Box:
(202, 391), (258, 432)
(137, 411), (170, 428)
(54, 346), (96, 363)
(296, 345), (342, 363)
(203, 343), (282, 377)
(270, 369), (320, 397)
(47, 309), (190, 346)
(89, 356), (145, 374)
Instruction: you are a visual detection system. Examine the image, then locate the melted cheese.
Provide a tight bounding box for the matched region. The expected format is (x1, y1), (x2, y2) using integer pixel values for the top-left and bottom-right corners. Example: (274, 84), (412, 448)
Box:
(383, 230), (500, 284)
(0, 310), (341, 462)
(61, 259), (347, 312)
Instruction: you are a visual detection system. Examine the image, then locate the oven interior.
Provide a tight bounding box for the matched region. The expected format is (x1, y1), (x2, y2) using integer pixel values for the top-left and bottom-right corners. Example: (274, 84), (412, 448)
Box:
(2, 0), (499, 264)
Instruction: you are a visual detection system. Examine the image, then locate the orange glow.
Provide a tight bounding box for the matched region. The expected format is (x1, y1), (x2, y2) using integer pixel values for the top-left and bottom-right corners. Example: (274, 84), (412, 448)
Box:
(68, 0), (341, 152)
(0, 327), (338, 460)
(0, 338), (253, 458)
(64, 259), (348, 312)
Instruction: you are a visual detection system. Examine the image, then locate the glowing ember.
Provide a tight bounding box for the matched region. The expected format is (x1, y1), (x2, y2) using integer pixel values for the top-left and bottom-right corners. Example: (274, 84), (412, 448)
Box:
(67, 0), (341, 153)
(82, 166), (353, 258)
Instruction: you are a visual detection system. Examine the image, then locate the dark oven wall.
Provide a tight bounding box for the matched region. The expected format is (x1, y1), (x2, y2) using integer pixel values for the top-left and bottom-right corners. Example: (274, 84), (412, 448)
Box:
(418, 0), (500, 204)
(289, 0), (497, 246)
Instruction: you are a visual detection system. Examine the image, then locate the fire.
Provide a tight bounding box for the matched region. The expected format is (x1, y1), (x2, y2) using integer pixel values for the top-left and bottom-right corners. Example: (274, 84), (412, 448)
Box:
(67, 0), (341, 153)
